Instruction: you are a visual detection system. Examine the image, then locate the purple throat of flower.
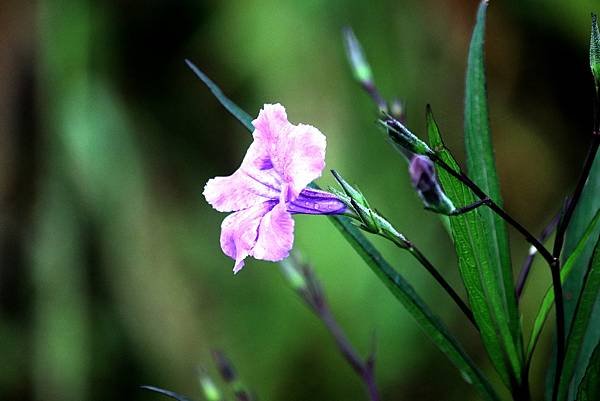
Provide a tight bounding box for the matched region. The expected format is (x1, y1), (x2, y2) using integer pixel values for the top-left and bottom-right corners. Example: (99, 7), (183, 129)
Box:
(203, 103), (347, 273)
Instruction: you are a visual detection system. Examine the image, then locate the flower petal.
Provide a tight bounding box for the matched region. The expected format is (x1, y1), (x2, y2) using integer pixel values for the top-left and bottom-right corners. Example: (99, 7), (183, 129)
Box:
(204, 141), (281, 212)
(275, 123), (326, 199)
(252, 104), (326, 199)
(220, 201), (277, 273)
(251, 203), (295, 262)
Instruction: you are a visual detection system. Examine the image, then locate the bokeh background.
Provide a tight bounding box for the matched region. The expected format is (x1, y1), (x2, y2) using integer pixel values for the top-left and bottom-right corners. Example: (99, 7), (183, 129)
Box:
(1, 0), (598, 400)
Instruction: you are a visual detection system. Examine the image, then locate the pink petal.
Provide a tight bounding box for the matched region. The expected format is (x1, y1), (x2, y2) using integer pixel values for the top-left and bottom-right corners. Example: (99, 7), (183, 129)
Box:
(252, 103), (293, 146)
(204, 141), (281, 212)
(220, 201), (277, 273)
(251, 203), (295, 262)
(275, 123), (326, 198)
(252, 104), (326, 199)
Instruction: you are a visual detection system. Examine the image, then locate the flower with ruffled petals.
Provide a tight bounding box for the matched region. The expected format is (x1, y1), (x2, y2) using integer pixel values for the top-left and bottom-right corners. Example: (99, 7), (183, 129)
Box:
(204, 103), (346, 273)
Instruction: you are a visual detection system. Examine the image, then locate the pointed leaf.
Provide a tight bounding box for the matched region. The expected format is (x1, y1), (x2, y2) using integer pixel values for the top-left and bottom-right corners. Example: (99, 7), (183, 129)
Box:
(547, 155), (600, 400)
(185, 59), (254, 132)
(526, 210), (600, 364)
(558, 236), (600, 400)
(428, 104), (519, 387)
(464, 0), (523, 385)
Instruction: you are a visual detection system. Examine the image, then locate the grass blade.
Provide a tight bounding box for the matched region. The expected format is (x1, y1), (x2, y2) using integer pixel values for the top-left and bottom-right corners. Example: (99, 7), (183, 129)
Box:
(558, 236), (600, 400)
(526, 210), (600, 364)
(464, 0), (523, 386)
(192, 70), (500, 400)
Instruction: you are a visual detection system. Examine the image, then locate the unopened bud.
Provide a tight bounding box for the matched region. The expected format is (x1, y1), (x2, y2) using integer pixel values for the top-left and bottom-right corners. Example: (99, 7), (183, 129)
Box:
(343, 27), (374, 87)
(409, 156), (456, 214)
(198, 369), (222, 401)
(381, 116), (433, 157)
(211, 350), (237, 383)
(591, 13), (600, 88)
(279, 257), (308, 291)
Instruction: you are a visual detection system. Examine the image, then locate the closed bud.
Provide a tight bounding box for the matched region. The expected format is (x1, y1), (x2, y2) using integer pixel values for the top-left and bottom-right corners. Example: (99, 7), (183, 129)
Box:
(409, 156), (456, 214)
(380, 116), (434, 157)
(591, 13), (600, 88)
(279, 257), (308, 291)
(343, 27), (374, 87)
(198, 369), (222, 401)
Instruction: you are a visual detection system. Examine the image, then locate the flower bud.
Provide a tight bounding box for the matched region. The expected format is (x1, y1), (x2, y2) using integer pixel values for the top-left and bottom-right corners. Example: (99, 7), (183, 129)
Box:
(279, 257), (308, 291)
(591, 13), (600, 88)
(380, 116), (434, 157)
(343, 27), (374, 87)
(198, 369), (222, 401)
(409, 155), (456, 214)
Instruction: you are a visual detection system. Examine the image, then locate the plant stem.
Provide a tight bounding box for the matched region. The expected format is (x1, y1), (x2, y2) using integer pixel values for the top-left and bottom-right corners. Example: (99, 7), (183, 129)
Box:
(552, 133), (600, 261)
(550, 258), (566, 401)
(516, 210), (561, 299)
(404, 242), (477, 328)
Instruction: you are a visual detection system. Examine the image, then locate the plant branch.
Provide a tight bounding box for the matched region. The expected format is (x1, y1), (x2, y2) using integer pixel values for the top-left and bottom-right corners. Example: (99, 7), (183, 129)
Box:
(404, 242), (477, 328)
(516, 210), (561, 298)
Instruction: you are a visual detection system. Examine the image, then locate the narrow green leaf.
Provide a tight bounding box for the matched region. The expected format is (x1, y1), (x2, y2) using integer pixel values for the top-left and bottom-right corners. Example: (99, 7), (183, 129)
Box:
(194, 72), (500, 400)
(464, 0), (524, 385)
(576, 341), (600, 401)
(559, 236), (600, 400)
(548, 154), (600, 400)
(185, 59), (254, 132)
(428, 105), (519, 387)
(527, 210), (600, 364)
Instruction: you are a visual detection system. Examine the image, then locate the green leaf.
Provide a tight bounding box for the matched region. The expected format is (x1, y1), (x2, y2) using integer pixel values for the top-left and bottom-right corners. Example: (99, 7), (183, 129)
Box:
(558, 236), (600, 401)
(526, 209), (600, 364)
(548, 154), (600, 400)
(428, 104), (520, 387)
(576, 341), (600, 401)
(590, 13), (600, 87)
(464, 0), (524, 386)
(185, 59), (254, 132)
(193, 70), (500, 401)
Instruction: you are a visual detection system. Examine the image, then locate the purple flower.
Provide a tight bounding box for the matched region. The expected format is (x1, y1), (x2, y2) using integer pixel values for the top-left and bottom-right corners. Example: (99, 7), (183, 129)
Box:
(204, 104), (346, 273)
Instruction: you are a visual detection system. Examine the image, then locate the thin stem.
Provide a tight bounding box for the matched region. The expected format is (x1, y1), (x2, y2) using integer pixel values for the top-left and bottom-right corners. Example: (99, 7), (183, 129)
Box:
(516, 210), (561, 299)
(552, 133), (600, 260)
(406, 243), (477, 328)
(429, 153), (556, 265)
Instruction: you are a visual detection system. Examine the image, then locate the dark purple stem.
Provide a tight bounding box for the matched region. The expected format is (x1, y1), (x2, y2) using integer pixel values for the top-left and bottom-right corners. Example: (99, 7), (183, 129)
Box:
(298, 264), (380, 401)
(516, 210), (562, 298)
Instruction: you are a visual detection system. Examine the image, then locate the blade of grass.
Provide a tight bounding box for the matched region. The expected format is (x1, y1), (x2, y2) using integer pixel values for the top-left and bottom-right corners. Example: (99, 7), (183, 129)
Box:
(190, 66), (500, 401)
(464, 0), (524, 386)
(526, 210), (600, 365)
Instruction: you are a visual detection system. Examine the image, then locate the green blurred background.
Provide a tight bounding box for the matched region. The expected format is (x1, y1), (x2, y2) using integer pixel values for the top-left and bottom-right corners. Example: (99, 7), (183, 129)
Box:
(1, 0), (598, 400)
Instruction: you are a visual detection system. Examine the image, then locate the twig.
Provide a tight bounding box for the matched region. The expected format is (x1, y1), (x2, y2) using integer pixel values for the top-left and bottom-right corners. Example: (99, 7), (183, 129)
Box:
(516, 209), (562, 298)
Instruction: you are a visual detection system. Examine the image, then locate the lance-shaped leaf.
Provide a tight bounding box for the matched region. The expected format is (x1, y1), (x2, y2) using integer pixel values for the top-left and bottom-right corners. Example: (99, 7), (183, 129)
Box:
(464, 0), (524, 385)
(558, 236), (600, 401)
(576, 341), (600, 401)
(428, 105), (520, 387)
(188, 62), (500, 400)
(526, 209), (600, 364)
